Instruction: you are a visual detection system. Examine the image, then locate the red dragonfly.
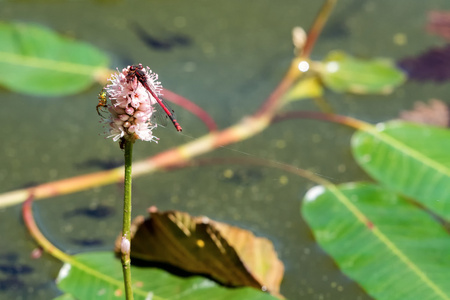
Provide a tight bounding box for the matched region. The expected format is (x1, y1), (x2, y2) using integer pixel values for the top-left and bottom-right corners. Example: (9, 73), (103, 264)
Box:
(128, 64), (182, 132)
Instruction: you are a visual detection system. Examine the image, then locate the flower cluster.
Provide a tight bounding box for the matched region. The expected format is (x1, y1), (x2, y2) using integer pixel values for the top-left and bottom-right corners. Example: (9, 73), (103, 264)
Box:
(99, 65), (161, 144)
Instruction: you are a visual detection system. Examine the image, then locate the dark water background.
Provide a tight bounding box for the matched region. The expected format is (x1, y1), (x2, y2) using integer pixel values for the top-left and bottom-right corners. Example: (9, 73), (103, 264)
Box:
(1, 0), (450, 299)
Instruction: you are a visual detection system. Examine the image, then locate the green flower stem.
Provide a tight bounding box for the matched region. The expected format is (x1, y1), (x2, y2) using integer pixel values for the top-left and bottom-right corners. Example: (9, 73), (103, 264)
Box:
(122, 139), (134, 300)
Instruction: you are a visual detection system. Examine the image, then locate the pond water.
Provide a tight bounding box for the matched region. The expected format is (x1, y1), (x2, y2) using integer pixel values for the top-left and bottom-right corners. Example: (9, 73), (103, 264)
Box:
(1, 0), (449, 299)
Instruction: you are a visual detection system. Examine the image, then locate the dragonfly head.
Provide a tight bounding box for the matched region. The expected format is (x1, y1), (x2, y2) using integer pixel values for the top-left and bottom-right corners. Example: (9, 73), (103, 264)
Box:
(127, 64), (147, 83)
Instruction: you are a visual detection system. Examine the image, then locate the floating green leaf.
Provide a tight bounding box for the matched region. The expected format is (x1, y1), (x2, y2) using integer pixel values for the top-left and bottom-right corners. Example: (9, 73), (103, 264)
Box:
(56, 252), (279, 300)
(0, 22), (109, 96)
(302, 182), (450, 300)
(317, 50), (405, 94)
(352, 121), (450, 220)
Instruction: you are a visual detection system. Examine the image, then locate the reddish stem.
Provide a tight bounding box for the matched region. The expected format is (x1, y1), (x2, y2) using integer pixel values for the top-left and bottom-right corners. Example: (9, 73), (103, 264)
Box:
(256, 1), (338, 118)
(163, 89), (218, 132)
(22, 194), (71, 262)
(255, 61), (301, 117)
(302, 0), (337, 58)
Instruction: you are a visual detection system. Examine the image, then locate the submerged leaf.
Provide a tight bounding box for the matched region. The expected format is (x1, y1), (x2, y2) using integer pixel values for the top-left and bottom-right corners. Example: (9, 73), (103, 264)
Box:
(0, 22), (109, 96)
(399, 99), (450, 127)
(427, 10), (450, 41)
(56, 252), (280, 300)
(317, 50), (405, 94)
(397, 44), (450, 82)
(302, 182), (450, 300)
(115, 207), (284, 296)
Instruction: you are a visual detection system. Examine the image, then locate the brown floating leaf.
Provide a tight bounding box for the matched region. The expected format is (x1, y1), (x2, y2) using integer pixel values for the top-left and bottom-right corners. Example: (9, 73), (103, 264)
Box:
(115, 207), (284, 297)
(399, 99), (450, 128)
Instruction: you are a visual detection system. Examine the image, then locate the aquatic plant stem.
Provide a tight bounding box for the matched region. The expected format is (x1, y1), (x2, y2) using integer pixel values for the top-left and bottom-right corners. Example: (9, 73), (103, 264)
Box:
(163, 89), (218, 132)
(23, 195), (76, 264)
(302, 0), (337, 58)
(122, 139), (134, 300)
(255, 57), (304, 117)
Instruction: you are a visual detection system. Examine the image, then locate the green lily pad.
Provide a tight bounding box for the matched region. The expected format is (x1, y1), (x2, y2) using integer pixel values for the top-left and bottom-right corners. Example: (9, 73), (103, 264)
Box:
(56, 252), (280, 300)
(317, 50), (405, 94)
(0, 22), (109, 96)
(302, 182), (450, 300)
(352, 121), (450, 220)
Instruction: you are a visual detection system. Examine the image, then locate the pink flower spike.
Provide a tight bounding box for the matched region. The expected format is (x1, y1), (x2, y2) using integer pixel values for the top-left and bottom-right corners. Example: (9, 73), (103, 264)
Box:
(125, 106), (135, 115)
(99, 65), (162, 144)
(118, 114), (129, 122)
